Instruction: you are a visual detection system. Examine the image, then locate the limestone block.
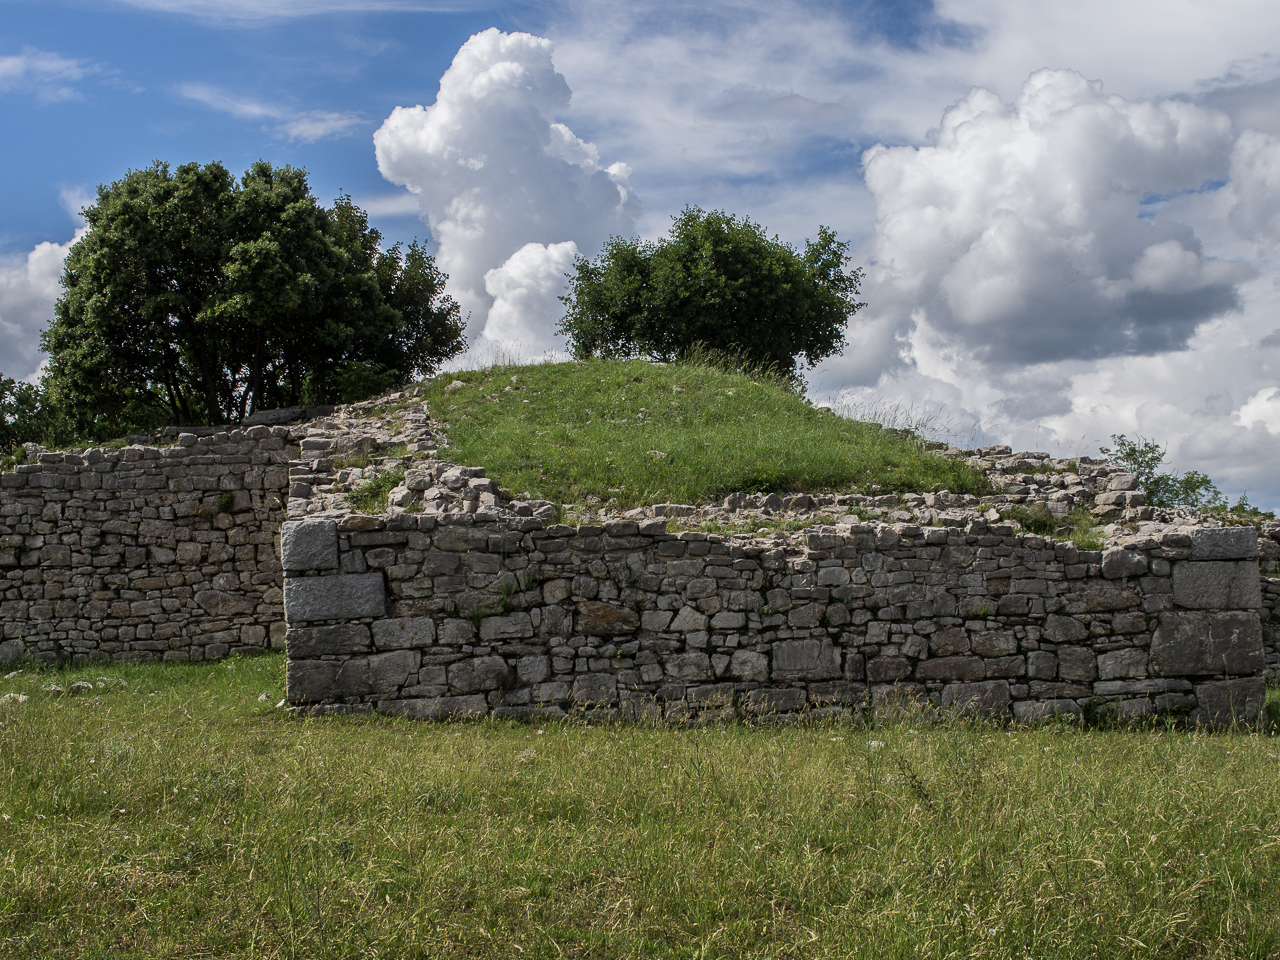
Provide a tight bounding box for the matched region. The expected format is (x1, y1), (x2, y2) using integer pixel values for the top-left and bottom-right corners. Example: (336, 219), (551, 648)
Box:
(744, 687), (806, 714)
(771, 639), (840, 680)
(1012, 699), (1082, 723)
(664, 652), (713, 681)
(1192, 678), (1267, 729)
(1061, 581), (1141, 614)
(970, 629), (1017, 657)
(286, 659), (340, 703)
(866, 656), (911, 682)
(941, 679), (1011, 717)
(641, 610), (673, 632)
(0, 639), (25, 663)
(1150, 610), (1264, 676)
(1056, 646), (1098, 681)
(576, 601), (639, 636)
(438, 619), (475, 644)
(517, 655), (551, 684)
(433, 527), (491, 552)
(1042, 614), (1089, 643)
(377, 695), (489, 720)
(1101, 548), (1148, 579)
(1026, 651), (1057, 679)
(371, 617), (436, 649)
(1172, 561), (1261, 609)
(447, 656), (512, 693)
(195, 590), (256, 617)
(479, 613), (533, 641)
(283, 573), (386, 623)
(281, 520), (338, 572)
(729, 649), (769, 681)
(331, 650), (418, 698)
(1190, 527), (1258, 561)
(670, 606), (709, 632)
(572, 673), (618, 704)
(286, 624), (372, 657)
(915, 656), (985, 681)
(1097, 648), (1148, 680)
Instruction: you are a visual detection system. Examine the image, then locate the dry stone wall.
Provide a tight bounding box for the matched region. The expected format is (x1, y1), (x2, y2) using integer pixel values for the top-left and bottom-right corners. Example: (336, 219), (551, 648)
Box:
(0, 428), (296, 665)
(282, 509), (1268, 728)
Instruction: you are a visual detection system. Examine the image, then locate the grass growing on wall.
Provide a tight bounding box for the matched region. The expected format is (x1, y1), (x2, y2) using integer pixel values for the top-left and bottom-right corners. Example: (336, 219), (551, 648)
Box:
(424, 359), (990, 508)
(2, 654), (1279, 959)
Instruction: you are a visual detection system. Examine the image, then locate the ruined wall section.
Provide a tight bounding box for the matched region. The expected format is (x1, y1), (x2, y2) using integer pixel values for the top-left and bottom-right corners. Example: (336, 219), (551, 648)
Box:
(282, 514), (1267, 727)
(0, 427), (296, 665)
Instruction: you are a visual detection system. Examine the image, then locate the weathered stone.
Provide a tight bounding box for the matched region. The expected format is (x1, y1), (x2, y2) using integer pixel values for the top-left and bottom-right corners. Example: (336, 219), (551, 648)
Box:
(517, 655), (551, 684)
(1190, 527), (1258, 561)
(371, 617), (436, 649)
(195, 589), (256, 617)
(1150, 610), (1265, 676)
(729, 649), (769, 681)
(970, 629), (1017, 657)
(332, 649), (419, 698)
(572, 673), (618, 704)
(438, 619), (475, 644)
(771, 639), (840, 680)
(665, 652), (713, 681)
(377, 695), (488, 719)
(669, 606), (709, 632)
(1172, 561), (1261, 609)
(286, 624), (371, 657)
(744, 687), (806, 713)
(1042, 614), (1089, 643)
(1192, 678), (1267, 729)
(916, 656), (985, 681)
(0, 639), (24, 663)
(284, 573), (386, 622)
(866, 656), (911, 682)
(1097, 647), (1148, 680)
(1101, 548), (1148, 579)
(280, 520), (338, 572)
(433, 527), (491, 552)
(1061, 581), (1140, 614)
(1012, 698), (1082, 723)
(448, 656), (512, 693)
(1056, 646), (1097, 682)
(941, 680), (1011, 717)
(577, 601), (639, 636)
(479, 613), (534, 641)
(286, 658), (340, 703)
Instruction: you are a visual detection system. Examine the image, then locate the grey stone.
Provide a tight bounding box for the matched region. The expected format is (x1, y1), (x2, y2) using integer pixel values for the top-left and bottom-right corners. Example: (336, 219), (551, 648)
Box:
(286, 624), (371, 657)
(866, 656), (911, 682)
(1012, 699), (1082, 723)
(371, 617), (436, 650)
(332, 650), (419, 698)
(915, 656), (985, 681)
(1172, 561), (1261, 609)
(1190, 527), (1258, 561)
(195, 590), (256, 617)
(281, 520), (339, 572)
(664, 652), (713, 681)
(0, 639), (24, 663)
(448, 656), (512, 693)
(284, 573), (386, 622)
(1056, 646), (1098, 682)
(970, 629), (1017, 657)
(1150, 610), (1265, 676)
(744, 687), (807, 714)
(433, 527), (491, 552)
(572, 673), (618, 704)
(479, 613), (534, 641)
(517, 655), (551, 684)
(771, 639), (840, 680)
(576, 601), (639, 635)
(377, 695), (489, 719)
(729, 649), (769, 682)
(439, 619), (475, 644)
(1101, 548), (1148, 579)
(286, 658), (340, 703)
(670, 606), (709, 632)
(1097, 648), (1148, 680)
(941, 680), (1011, 717)
(1060, 581), (1140, 614)
(1192, 678), (1267, 729)
(1042, 614), (1089, 643)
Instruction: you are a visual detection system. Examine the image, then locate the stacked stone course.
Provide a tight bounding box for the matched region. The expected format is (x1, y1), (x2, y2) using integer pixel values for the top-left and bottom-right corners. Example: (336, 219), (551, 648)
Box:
(282, 503), (1268, 727)
(0, 427), (295, 665)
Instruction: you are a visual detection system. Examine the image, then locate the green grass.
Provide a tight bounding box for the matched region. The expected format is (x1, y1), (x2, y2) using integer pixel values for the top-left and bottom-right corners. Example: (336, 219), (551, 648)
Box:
(347, 466), (406, 514)
(2, 655), (1279, 958)
(1001, 504), (1105, 550)
(423, 359), (990, 508)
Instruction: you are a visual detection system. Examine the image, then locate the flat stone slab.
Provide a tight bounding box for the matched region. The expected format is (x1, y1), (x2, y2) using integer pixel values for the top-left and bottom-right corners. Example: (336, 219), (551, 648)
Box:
(1172, 561), (1261, 609)
(284, 572), (386, 622)
(281, 520), (339, 572)
(1190, 527), (1258, 561)
(1150, 610), (1265, 677)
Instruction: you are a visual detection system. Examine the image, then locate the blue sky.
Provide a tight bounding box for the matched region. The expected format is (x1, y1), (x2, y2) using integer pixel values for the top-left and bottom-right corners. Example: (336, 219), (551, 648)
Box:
(5, 0), (1280, 506)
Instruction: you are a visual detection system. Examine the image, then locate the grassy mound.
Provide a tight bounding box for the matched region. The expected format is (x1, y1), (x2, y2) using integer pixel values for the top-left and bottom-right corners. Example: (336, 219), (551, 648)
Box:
(424, 359), (988, 507)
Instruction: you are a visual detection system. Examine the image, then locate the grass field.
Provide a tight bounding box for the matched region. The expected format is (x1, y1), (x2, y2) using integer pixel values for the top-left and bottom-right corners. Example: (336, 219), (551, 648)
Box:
(2, 654), (1279, 959)
(422, 359), (990, 508)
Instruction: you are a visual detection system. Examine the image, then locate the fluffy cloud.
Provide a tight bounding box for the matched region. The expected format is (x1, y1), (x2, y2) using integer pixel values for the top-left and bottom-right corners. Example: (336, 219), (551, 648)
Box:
(112, 0), (477, 20)
(374, 28), (638, 344)
(0, 47), (90, 103)
(481, 241), (579, 354)
(1229, 129), (1280, 243)
(0, 231), (83, 382)
(178, 83), (362, 142)
(857, 69), (1251, 368)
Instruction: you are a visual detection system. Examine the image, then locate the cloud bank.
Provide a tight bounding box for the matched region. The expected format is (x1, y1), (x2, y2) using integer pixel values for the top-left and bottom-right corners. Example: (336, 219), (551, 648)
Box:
(0, 231), (83, 382)
(374, 28), (639, 351)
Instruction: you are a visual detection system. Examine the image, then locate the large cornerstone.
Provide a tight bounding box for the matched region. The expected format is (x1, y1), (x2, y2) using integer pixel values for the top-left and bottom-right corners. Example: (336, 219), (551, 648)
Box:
(281, 513), (1268, 727)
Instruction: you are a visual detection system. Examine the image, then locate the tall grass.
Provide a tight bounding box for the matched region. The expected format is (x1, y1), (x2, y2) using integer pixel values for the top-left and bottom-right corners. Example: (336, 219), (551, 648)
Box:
(1, 656), (1278, 958)
(423, 358), (989, 507)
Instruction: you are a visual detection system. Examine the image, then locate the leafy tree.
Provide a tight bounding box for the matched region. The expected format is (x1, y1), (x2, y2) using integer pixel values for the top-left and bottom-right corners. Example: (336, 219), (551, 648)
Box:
(1097, 434), (1271, 516)
(0, 374), (67, 454)
(42, 160), (463, 430)
(558, 207), (864, 378)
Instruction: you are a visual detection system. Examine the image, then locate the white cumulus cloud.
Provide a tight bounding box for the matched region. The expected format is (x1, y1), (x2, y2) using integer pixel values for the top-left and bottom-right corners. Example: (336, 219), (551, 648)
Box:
(0, 47), (91, 103)
(0, 231), (84, 382)
(481, 241), (580, 354)
(374, 28), (639, 345)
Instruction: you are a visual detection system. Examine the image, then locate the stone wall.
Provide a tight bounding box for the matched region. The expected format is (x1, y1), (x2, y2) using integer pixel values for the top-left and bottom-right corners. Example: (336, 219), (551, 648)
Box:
(281, 512), (1268, 727)
(0, 427), (296, 665)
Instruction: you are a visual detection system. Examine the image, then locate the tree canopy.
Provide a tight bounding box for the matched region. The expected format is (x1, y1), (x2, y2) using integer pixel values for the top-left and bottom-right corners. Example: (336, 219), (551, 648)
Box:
(557, 207), (865, 377)
(41, 159), (464, 431)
